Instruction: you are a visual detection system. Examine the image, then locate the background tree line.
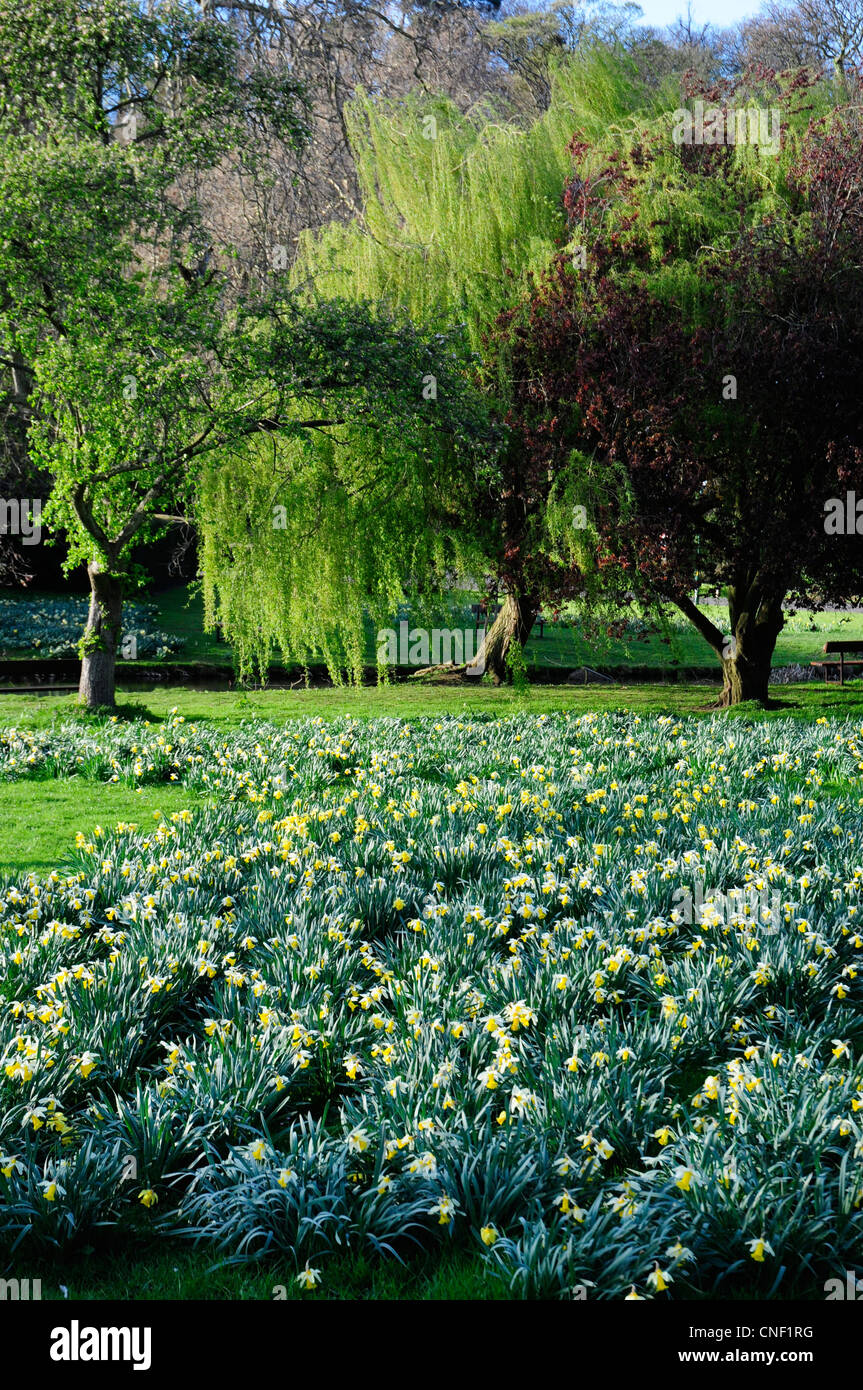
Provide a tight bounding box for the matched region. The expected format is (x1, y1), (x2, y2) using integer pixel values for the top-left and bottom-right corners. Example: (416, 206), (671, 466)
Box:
(3, 0), (863, 706)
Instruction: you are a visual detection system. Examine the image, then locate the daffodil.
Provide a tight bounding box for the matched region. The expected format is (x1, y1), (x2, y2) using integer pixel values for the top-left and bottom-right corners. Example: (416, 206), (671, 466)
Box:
(747, 1237), (774, 1263)
(296, 1264), (321, 1290)
(647, 1264), (673, 1292)
(429, 1193), (457, 1225)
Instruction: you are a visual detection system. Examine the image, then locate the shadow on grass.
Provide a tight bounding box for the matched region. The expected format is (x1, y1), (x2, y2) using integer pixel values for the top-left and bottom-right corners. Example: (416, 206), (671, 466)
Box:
(71, 700), (167, 725)
(695, 693), (826, 716)
(23, 1237), (506, 1301)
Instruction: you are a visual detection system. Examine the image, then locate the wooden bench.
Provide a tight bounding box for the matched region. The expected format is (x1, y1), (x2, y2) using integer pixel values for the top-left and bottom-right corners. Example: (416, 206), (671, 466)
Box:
(811, 641), (863, 685)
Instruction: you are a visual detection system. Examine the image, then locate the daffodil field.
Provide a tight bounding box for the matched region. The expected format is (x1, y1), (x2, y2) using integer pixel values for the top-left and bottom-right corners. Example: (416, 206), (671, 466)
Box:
(2, 709), (863, 1299)
(0, 597), (183, 660)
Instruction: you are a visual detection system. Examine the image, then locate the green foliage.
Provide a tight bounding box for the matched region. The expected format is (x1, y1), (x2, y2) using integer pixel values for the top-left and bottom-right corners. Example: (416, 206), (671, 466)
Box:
(200, 428), (431, 685)
(566, 72), (837, 328)
(0, 0), (496, 696)
(505, 640), (530, 695)
(295, 49), (659, 376)
(0, 0), (310, 590)
(1, 709), (863, 1296)
(195, 313), (497, 683)
(286, 47), (675, 654)
(77, 631), (106, 660)
(0, 0), (307, 155)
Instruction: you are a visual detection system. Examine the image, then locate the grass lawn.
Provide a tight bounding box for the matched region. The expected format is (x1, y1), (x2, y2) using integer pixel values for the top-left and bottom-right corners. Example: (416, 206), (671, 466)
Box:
(151, 584), (229, 664)
(24, 1241), (506, 1301)
(15, 1237), (812, 1300)
(1, 679), (863, 732)
(146, 586), (863, 671)
(0, 779), (212, 875)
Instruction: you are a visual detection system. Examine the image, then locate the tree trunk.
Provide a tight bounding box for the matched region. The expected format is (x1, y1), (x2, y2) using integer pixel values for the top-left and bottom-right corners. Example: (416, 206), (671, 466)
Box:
(671, 580), (785, 707)
(718, 648), (772, 704)
(78, 562), (124, 709)
(717, 586), (785, 707)
(476, 591), (538, 684)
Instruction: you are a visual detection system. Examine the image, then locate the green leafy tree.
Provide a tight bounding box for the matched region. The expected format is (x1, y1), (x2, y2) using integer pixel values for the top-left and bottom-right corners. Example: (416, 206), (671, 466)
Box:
(195, 314), (496, 684)
(0, 0), (487, 704)
(288, 50), (659, 680)
(501, 66), (863, 704)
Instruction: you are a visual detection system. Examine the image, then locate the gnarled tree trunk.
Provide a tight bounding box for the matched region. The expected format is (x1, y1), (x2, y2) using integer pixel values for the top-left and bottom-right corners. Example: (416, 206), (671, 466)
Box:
(672, 577), (785, 707)
(717, 585), (785, 707)
(475, 591), (538, 684)
(78, 562), (124, 709)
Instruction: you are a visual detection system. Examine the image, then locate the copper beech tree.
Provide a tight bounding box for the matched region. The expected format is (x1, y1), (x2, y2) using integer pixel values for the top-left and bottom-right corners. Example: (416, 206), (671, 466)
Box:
(496, 68), (863, 704)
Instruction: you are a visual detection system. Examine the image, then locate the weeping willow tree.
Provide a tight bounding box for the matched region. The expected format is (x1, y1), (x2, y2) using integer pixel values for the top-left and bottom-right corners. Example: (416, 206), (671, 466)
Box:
(198, 405), (495, 682)
(276, 48), (674, 679)
(294, 48), (662, 356)
(200, 47), (702, 683)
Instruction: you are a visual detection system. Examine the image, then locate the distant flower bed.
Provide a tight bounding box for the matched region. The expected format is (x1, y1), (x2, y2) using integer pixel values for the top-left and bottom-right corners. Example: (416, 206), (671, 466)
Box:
(0, 596), (184, 660)
(772, 664), (823, 685)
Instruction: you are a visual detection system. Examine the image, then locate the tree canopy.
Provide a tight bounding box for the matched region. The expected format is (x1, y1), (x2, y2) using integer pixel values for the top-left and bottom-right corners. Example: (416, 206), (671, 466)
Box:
(500, 65), (863, 701)
(6, 1), (863, 704)
(268, 48), (863, 699)
(0, 0), (491, 701)
(211, 49), (664, 682)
